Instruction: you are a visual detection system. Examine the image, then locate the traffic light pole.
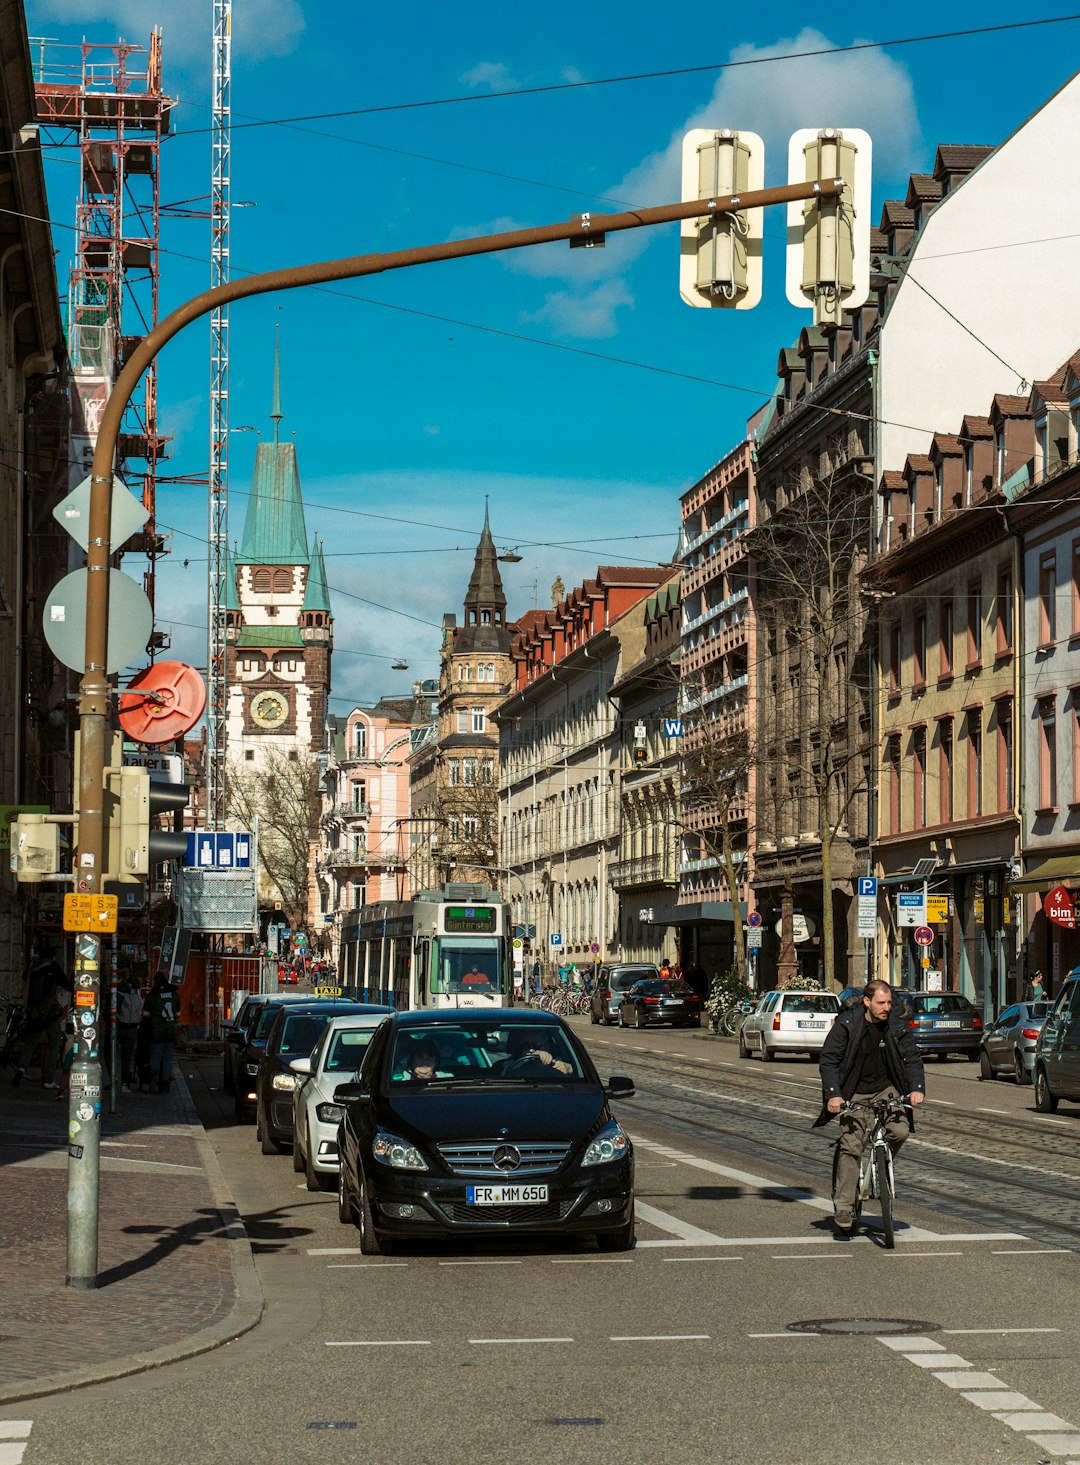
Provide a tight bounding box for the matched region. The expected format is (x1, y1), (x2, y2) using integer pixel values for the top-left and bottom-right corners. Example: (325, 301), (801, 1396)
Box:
(67, 175), (843, 1287)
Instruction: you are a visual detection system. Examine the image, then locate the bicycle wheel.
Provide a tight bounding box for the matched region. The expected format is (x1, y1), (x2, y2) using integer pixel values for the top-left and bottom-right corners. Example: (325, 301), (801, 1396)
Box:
(875, 1146), (894, 1249)
(720, 1008), (739, 1037)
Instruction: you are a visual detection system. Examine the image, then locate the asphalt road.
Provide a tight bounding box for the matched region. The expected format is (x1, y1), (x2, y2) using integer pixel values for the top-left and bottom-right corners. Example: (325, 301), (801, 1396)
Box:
(8, 1019), (1080, 1465)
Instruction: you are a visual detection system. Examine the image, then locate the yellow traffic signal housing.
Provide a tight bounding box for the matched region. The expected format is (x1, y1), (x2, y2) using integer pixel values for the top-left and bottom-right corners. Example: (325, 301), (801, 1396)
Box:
(679, 129), (764, 309)
(786, 127), (872, 324)
(9, 814), (62, 882)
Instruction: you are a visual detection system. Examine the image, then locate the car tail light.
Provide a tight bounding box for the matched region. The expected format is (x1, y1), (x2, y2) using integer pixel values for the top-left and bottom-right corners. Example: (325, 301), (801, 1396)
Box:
(973, 1016), (983, 1031)
(908, 1018), (917, 1029)
(773, 1012), (781, 1030)
(645, 996), (660, 1005)
(1021, 1027), (1040, 1040)
(601, 989), (610, 1000)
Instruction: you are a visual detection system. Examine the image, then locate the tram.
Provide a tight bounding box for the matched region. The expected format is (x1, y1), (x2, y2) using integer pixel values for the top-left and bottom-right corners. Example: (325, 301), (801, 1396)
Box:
(339, 882), (511, 1010)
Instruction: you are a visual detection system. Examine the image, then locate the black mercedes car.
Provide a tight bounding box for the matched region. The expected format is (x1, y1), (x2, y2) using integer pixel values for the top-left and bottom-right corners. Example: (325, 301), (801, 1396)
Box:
(616, 979), (702, 1029)
(255, 998), (390, 1154)
(334, 1009), (636, 1255)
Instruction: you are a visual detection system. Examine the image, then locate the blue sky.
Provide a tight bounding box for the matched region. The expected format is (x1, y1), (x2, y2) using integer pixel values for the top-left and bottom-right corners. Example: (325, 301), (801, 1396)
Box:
(23, 1), (1080, 713)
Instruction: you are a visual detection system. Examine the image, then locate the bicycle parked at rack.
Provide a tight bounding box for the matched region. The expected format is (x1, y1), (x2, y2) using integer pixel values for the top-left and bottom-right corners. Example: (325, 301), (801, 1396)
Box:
(836, 1095), (909, 1248)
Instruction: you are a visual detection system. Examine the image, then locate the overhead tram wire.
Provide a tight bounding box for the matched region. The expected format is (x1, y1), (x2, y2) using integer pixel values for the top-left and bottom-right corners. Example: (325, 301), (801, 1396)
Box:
(168, 16), (1080, 136)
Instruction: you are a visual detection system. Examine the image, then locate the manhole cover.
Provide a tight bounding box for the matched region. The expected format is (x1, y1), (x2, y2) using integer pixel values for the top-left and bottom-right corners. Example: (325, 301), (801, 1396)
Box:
(786, 1317), (941, 1337)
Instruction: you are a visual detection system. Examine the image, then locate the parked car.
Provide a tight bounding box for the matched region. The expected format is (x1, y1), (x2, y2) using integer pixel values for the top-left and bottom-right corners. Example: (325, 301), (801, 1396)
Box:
(590, 964), (660, 1025)
(904, 991), (982, 1060)
(292, 1014), (389, 1190)
(616, 979), (701, 1029)
(979, 1001), (1052, 1084)
(836, 986), (865, 1010)
(256, 999), (390, 1155)
(225, 992), (311, 1102)
(1034, 976), (1080, 1112)
(334, 1009), (636, 1255)
(738, 989), (840, 1060)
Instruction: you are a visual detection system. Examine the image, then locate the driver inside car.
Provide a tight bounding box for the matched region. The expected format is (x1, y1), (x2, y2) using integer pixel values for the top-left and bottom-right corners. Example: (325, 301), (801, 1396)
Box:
(499, 1029), (573, 1075)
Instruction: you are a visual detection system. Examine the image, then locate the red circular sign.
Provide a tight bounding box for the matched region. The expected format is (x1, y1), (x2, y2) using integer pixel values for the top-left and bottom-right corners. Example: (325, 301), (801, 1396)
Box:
(118, 661), (207, 744)
(913, 926), (934, 946)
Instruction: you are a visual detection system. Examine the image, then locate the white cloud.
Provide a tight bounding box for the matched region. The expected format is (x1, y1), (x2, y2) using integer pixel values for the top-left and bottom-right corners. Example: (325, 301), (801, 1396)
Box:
(479, 30), (920, 339)
(459, 61), (518, 92)
(27, 0), (305, 67)
(521, 277), (634, 339)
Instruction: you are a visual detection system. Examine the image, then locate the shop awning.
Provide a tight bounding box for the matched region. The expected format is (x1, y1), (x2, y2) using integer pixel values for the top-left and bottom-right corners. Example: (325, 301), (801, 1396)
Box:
(1007, 855), (1080, 893)
(641, 900), (745, 926)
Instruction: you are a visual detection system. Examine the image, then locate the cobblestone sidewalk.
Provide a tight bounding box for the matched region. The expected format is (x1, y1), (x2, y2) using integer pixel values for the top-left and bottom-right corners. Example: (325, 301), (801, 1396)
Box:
(0, 1063), (262, 1404)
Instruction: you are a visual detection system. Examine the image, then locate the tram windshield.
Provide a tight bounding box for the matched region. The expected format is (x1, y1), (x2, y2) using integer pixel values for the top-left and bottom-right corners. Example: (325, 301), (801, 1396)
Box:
(432, 937), (503, 995)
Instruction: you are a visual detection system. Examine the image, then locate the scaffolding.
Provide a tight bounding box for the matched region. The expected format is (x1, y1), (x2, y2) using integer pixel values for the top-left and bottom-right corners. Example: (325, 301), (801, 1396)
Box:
(33, 33), (174, 640)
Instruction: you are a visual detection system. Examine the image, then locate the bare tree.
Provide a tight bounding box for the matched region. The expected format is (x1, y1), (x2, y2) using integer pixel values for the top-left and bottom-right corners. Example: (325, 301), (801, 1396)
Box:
(679, 667), (757, 983)
(749, 456), (873, 987)
(436, 765), (500, 885)
(228, 748), (322, 926)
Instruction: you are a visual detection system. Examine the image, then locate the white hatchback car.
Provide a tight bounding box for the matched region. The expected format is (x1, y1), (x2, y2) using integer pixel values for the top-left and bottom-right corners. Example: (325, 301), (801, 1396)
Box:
(738, 989), (840, 1061)
(291, 1014), (388, 1190)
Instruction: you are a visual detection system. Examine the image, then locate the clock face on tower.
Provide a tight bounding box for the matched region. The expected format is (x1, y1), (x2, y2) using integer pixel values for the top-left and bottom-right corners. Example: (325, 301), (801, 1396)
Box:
(250, 689), (289, 729)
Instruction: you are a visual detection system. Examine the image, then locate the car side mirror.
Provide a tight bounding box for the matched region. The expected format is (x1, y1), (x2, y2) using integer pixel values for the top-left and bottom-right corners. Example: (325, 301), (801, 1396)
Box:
(290, 1056), (313, 1075)
(605, 1075), (635, 1099)
(333, 1081), (369, 1104)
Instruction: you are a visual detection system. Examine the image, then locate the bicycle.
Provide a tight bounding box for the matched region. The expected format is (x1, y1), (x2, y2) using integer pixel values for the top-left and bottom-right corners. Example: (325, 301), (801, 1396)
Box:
(837, 1095), (910, 1249)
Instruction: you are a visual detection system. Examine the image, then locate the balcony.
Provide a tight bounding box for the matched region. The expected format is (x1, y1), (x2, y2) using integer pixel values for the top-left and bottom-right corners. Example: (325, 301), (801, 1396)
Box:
(319, 846), (368, 870)
(609, 853), (667, 888)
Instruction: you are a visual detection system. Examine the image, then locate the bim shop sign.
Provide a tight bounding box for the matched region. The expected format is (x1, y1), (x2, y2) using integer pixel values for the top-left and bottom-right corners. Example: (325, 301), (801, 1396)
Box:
(1044, 883), (1077, 930)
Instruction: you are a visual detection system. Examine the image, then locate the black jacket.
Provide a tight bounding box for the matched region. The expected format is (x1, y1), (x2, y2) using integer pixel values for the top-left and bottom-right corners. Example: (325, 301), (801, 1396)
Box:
(813, 1005), (925, 1128)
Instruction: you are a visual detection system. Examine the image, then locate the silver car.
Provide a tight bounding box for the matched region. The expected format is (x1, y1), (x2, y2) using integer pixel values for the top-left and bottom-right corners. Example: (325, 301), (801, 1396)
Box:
(979, 1001), (1051, 1085)
(291, 1014), (388, 1190)
(738, 989), (840, 1060)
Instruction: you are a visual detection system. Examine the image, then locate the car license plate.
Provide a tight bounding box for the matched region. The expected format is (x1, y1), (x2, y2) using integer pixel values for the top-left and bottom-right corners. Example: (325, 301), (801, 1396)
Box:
(797, 1020), (826, 1029)
(466, 1184), (548, 1205)
(663, 999), (683, 1006)
(935, 1020), (961, 1028)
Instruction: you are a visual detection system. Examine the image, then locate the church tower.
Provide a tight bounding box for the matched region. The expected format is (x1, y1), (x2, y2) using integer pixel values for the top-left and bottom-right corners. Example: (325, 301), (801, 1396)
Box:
(225, 339), (333, 776)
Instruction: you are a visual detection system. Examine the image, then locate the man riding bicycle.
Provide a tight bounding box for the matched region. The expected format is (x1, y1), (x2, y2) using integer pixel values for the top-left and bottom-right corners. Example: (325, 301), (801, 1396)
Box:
(813, 980), (925, 1234)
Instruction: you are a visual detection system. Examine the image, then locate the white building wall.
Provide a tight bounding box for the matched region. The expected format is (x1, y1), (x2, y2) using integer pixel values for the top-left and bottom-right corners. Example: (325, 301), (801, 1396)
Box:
(880, 72), (1080, 472)
(1023, 515), (1079, 853)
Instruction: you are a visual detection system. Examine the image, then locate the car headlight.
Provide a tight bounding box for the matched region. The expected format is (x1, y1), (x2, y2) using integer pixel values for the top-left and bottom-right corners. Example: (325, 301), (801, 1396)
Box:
(245, 1063), (259, 1075)
(316, 1102), (345, 1123)
(582, 1120), (629, 1167)
(272, 1072), (297, 1091)
(372, 1128), (427, 1171)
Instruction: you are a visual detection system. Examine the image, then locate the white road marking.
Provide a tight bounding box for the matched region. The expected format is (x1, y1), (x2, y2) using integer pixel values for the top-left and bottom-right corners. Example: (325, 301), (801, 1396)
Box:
(906, 1353), (974, 1369)
(0, 1425), (31, 1465)
(663, 1256), (742, 1263)
(748, 1332), (818, 1339)
(549, 1258), (634, 1265)
(886, 1251), (962, 1258)
(1035, 1116), (1070, 1125)
(910, 1137), (1080, 1186)
(992, 1248), (1071, 1256)
(0, 1446), (28, 1465)
(996, 1412), (1075, 1432)
(635, 1199), (724, 1244)
(610, 1334), (710, 1342)
(1028, 1435), (1080, 1455)
(309, 1247), (362, 1255)
(877, 1336), (946, 1351)
(328, 1263), (408, 1269)
(978, 1108), (1009, 1115)
(439, 1260), (522, 1267)
(962, 1391), (1040, 1411)
(771, 1254), (851, 1261)
(933, 1371), (1003, 1388)
(945, 1328), (1060, 1335)
(469, 1337), (573, 1345)
(326, 1340), (430, 1347)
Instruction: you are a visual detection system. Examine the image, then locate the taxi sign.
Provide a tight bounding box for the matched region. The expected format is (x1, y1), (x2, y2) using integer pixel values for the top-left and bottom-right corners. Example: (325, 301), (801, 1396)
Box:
(64, 892), (119, 934)
(313, 984), (343, 998)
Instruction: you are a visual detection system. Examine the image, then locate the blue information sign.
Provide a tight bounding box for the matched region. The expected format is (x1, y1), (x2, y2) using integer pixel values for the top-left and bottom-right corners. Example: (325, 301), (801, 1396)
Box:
(185, 830), (253, 870)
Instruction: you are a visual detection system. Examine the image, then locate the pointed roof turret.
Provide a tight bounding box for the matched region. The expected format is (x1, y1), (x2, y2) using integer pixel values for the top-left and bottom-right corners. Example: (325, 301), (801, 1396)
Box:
(237, 335), (309, 565)
(302, 535), (331, 614)
(457, 497), (510, 653)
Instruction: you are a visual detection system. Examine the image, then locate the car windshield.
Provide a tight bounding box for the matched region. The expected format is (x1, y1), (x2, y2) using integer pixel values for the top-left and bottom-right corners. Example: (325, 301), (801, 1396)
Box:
(915, 994), (974, 1014)
(781, 994), (840, 1014)
(610, 969), (656, 989)
(324, 1027), (378, 1072)
(253, 1004), (282, 1041)
(279, 1012), (333, 1056)
(388, 1022), (586, 1085)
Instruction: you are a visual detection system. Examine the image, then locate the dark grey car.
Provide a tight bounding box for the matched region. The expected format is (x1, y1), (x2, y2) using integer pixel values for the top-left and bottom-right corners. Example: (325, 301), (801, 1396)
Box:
(1034, 978), (1080, 1112)
(979, 1001), (1051, 1084)
(590, 964), (660, 1025)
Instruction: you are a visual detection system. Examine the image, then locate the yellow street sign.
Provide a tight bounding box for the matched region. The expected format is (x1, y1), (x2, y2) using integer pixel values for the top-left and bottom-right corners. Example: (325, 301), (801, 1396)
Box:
(63, 893), (119, 934)
(921, 955), (931, 968)
(927, 896), (950, 923)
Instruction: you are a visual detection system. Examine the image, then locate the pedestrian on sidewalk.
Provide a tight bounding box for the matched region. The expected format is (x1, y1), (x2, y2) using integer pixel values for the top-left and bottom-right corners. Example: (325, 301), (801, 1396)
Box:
(116, 970), (144, 1092)
(12, 943), (70, 1088)
(146, 970), (180, 1094)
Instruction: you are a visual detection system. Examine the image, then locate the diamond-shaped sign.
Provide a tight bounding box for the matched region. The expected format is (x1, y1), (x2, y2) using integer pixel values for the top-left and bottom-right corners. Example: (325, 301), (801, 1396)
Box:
(53, 474), (148, 553)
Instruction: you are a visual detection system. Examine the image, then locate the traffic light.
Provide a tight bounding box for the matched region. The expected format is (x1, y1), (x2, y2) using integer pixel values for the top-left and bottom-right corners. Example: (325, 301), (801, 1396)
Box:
(9, 813), (63, 882)
(104, 766), (190, 877)
(785, 127), (872, 324)
(679, 129), (764, 310)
